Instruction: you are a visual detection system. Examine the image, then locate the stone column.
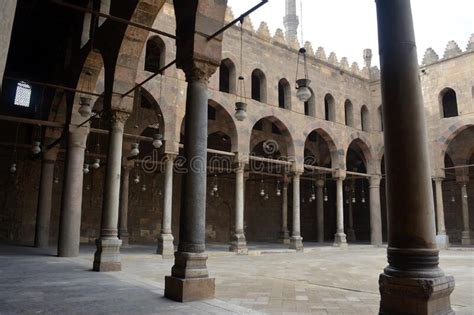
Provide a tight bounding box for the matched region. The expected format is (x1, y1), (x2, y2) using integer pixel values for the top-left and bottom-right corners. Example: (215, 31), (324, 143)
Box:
(118, 165), (131, 247)
(93, 111), (129, 272)
(459, 181), (471, 245)
(0, 0), (17, 92)
(334, 174), (347, 247)
(289, 172), (303, 250)
(58, 127), (89, 257)
(279, 175), (290, 244)
(157, 154), (177, 258)
(369, 175), (383, 247)
(230, 163), (248, 254)
(346, 182), (356, 242)
(376, 1), (454, 313)
(165, 62), (216, 302)
(434, 177), (449, 249)
(35, 146), (59, 248)
(316, 179), (325, 243)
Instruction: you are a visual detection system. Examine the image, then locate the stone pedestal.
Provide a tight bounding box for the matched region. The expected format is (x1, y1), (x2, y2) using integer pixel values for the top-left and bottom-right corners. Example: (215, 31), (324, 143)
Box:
(289, 236), (303, 250)
(461, 231), (471, 246)
(279, 230), (290, 244)
(165, 252), (215, 302)
(157, 233), (175, 259)
(93, 238), (122, 272)
(379, 274), (455, 315)
(230, 233), (248, 255)
(436, 234), (450, 250)
(333, 233), (348, 248)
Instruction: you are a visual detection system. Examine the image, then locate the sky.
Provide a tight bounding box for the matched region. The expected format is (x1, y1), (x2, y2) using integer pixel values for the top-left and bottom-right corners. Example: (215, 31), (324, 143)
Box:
(227, 0), (474, 67)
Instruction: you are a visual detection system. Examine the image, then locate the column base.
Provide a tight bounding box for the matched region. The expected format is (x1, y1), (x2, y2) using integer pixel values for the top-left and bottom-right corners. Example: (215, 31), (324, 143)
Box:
(119, 231), (129, 247)
(461, 231), (472, 245)
(93, 238), (122, 272)
(346, 228), (356, 242)
(379, 273), (455, 315)
(165, 251), (215, 302)
(229, 233), (248, 255)
(289, 236), (304, 251)
(157, 233), (175, 259)
(436, 234), (450, 249)
(333, 233), (348, 248)
(279, 230), (290, 244)
(165, 276), (215, 302)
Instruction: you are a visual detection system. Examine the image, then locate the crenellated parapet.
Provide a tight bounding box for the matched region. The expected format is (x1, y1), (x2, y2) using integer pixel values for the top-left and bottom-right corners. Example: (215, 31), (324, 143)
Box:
(421, 35), (474, 67)
(422, 48), (439, 65)
(256, 21), (271, 40)
(443, 40), (462, 59)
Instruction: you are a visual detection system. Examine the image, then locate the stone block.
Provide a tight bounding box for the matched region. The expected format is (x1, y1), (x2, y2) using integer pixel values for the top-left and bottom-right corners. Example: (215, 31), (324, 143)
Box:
(164, 276), (215, 302)
(436, 234), (450, 249)
(93, 238), (122, 272)
(379, 274), (455, 315)
(289, 236), (304, 251)
(157, 233), (175, 259)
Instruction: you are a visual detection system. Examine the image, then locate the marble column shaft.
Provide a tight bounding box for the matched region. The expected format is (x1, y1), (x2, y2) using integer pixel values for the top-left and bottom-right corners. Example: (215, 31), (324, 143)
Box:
(230, 163), (247, 254)
(58, 127), (89, 257)
(460, 182), (471, 245)
(289, 172), (303, 250)
(280, 178), (290, 243)
(376, 0), (454, 313)
(158, 154), (176, 258)
(369, 175), (383, 246)
(118, 166), (131, 247)
(316, 179), (325, 243)
(35, 149), (59, 248)
(334, 177), (347, 246)
(93, 111), (128, 272)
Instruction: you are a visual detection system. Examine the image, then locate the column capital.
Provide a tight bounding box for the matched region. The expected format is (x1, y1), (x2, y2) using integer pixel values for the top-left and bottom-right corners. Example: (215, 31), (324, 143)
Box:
(433, 176), (445, 183)
(333, 168), (346, 181)
(68, 126), (89, 149)
(233, 162), (246, 173)
(316, 179), (325, 188)
(183, 60), (218, 83)
(164, 153), (178, 162)
(109, 110), (130, 126)
(456, 176), (469, 185)
(370, 174), (382, 188)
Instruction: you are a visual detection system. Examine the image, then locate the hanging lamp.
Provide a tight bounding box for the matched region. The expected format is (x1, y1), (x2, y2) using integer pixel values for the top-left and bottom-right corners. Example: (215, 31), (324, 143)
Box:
(31, 141), (42, 155)
(361, 183), (366, 203)
(152, 133), (163, 149)
(83, 164), (90, 174)
(10, 123), (19, 174)
(324, 185), (328, 202)
(295, 0), (312, 103)
(234, 18), (248, 121)
(260, 179), (265, 197)
(130, 143), (140, 156)
(276, 179), (281, 196)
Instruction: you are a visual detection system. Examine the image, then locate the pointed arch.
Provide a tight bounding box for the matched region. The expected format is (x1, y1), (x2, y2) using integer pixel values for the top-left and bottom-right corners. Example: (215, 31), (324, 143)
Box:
(345, 99), (354, 127)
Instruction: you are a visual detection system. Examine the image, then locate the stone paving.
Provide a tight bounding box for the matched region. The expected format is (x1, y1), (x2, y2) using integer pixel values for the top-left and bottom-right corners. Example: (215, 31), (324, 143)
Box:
(0, 243), (472, 314)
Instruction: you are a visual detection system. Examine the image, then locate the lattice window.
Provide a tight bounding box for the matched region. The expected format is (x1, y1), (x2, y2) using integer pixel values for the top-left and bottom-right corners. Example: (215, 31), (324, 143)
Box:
(14, 81), (32, 107)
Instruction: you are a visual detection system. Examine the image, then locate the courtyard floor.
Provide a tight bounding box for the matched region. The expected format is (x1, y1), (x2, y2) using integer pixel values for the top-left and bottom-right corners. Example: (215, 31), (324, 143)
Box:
(0, 243), (472, 314)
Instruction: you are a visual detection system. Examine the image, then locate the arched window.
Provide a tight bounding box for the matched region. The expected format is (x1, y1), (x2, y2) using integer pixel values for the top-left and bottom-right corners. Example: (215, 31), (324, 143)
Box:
(361, 105), (370, 131)
(378, 105), (383, 131)
(219, 58), (236, 94)
(345, 99), (353, 127)
(14, 81), (32, 107)
(440, 88), (458, 118)
(251, 69), (267, 103)
(278, 78), (291, 109)
(324, 93), (336, 122)
(145, 36), (166, 73)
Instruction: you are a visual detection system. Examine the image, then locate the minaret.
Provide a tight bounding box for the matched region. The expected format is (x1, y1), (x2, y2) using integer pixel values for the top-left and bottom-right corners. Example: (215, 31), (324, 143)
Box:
(283, 0), (299, 42)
